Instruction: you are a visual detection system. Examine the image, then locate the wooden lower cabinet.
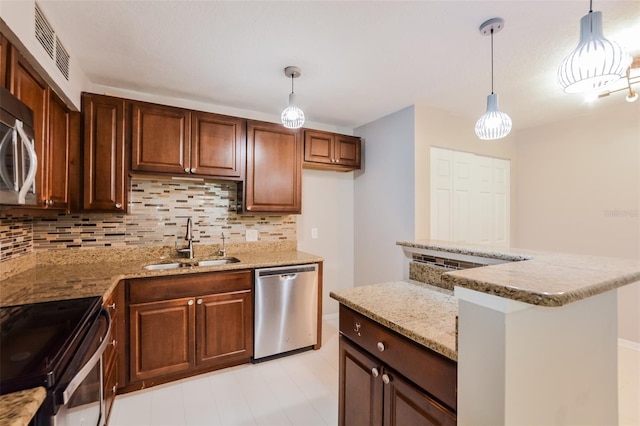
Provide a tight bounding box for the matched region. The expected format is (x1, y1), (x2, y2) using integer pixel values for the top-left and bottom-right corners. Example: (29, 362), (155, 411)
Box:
(339, 306), (457, 426)
(123, 270), (253, 391)
(103, 281), (124, 424)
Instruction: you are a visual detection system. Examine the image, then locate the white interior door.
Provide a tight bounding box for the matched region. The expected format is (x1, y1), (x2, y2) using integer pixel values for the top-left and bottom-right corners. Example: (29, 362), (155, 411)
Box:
(430, 147), (510, 246)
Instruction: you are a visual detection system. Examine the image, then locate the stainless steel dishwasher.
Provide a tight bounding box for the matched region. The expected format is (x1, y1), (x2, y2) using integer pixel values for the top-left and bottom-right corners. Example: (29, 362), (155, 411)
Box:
(254, 264), (318, 361)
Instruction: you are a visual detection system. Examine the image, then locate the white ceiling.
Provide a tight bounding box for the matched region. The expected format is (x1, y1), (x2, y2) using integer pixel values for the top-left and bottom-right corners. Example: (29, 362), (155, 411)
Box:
(37, 0), (640, 131)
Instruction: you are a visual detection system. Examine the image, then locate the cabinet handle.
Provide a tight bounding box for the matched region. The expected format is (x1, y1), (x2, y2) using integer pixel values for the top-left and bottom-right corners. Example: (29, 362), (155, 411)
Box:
(111, 339), (116, 347)
(190, 168), (196, 173)
(197, 299), (203, 305)
(354, 322), (361, 333)
(371, 367), (379, 378)
(377, 342), (386, 352)
(184, 168), (190, 173)
(112, 385), (117, 394)
(115, 203), (122, 209)
(188, 299), (194, 306)
(45, 199), (54, 206)
(106, 302), (116, 310)
(335, 159), (340, 163)
(382, 374), (391, 385)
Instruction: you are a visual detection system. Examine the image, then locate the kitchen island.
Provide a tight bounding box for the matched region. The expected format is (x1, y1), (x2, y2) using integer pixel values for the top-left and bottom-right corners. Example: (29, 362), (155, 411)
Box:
(333, 240), (640, 426)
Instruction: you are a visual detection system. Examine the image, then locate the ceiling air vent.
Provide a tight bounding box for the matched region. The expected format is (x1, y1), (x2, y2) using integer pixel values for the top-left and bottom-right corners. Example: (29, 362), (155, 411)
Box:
(34, 3), (71, 81)
(55, 37), (70, 80)
(35, 4), (54, 59)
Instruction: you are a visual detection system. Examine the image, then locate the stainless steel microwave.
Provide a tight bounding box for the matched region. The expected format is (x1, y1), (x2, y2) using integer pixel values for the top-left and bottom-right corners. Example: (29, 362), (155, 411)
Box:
(0, 86), (37, 205)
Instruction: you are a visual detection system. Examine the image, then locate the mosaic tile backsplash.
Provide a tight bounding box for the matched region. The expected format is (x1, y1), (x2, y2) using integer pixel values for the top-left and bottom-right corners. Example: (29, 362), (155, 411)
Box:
(1, 178), (296, 263)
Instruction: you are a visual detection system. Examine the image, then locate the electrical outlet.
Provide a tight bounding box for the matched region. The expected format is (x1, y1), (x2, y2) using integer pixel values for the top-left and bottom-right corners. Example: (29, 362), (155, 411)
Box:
(246, 229), (258, 242)
(311, 228), (318, 239)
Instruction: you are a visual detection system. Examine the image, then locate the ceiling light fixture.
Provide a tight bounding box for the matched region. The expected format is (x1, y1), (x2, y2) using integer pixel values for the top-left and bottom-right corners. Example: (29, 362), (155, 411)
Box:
(281, 66), (305, 129)
(475, 17), (512, 141)
(558, 0), (630, 94)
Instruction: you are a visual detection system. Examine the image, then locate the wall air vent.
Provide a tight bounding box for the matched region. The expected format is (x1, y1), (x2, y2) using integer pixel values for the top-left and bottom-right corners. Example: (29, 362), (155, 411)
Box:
(34, 3), (71, 81)
(35, 4), (54, 59)
(55, 37), (70, 80)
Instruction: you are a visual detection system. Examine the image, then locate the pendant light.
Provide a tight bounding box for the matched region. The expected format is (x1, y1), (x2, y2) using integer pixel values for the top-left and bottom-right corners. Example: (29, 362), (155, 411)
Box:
(558, 0), (630, 94)
(475, 18), (512, 141)
(281, 66), (305, 129)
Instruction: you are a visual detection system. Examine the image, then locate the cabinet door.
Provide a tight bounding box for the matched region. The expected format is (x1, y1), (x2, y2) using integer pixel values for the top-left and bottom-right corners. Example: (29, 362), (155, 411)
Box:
(383, 368), (456, 426)
(191, 111), (244, 178)
(335, 135), (361, 169)
(0, 33), (8, 88)
(339, 337), (383, 426)
(129, 298), (195, 382)
(83, 94), (127, 211)
(196, 290), (252, 367)
(131, 102), (190, 174)
(304, 130), (334, 165)
(46, 91), (71, 210)
(8, 45), (49, 207)
(245, 120), (302, 213)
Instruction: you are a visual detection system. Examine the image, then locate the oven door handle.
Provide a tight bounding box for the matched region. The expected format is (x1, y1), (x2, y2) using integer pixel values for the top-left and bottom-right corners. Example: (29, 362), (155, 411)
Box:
(61, 309), (112, 404)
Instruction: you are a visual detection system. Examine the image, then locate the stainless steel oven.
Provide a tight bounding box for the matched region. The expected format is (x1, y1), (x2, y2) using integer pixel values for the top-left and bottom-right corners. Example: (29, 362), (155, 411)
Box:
(0, 297), (110, 426)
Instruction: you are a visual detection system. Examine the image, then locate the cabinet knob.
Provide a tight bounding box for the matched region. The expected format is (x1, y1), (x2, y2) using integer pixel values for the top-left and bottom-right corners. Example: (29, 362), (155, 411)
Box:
(377, 342), (386, 352)
(190, 168), (196, 173)
(111, 339), (117, 347)
(371, 367), (379, 378)
(188, 299), (194, 306)
(335, 159), (340, 163)
(115, 203), (122, 209)
(382, 374), (391, 385)
(107, 302), (116, 310)
(184, 168), (190, 173)
(197, 299), (203, 305)
(354, 322), (361, 334)
(112, 385), (117, 394)
(45, 199), (54, 206)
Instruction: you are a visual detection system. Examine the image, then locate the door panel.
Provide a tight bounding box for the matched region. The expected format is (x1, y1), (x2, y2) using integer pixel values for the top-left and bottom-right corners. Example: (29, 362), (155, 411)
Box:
(129, 298), (194, 381)
(191, 112), (244, 178)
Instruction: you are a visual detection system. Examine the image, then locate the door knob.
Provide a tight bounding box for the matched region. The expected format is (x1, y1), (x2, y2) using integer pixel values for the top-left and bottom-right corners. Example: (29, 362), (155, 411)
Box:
(371, 367), (379, 378)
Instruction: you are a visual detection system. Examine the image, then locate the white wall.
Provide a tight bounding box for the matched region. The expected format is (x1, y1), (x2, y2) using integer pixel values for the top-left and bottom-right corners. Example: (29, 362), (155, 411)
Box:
(354, 107), (416, 285)
(515, 101), (640, 343)
(297, 169), (355, 316)
(1, 0), (89, 110)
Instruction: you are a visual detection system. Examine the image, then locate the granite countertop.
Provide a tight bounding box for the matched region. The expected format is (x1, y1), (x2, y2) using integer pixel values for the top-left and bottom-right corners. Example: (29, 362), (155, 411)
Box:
(398, 240), (640, 307)
(0, 388), (46, 426)
(0, 242), (323, 307)
(330, 281), (458, 361)
(0, 242), (323, 425)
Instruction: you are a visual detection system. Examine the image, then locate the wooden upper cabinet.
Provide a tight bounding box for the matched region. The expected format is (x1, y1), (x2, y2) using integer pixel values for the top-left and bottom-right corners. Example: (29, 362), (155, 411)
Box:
(0, 33), (8, 89)
(82, 93), (127, 212)
(46, 91), (72, 210)
(131, 101), (190, 174)
(303, 130), (361, 171)
(245, 120), (302, 214)
(191, 111), (244, 179)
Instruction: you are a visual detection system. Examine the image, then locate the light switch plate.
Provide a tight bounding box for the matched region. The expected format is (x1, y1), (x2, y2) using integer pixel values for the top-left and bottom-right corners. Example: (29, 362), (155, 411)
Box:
(311, 228), (318, 239)
(246, 229), (258, 242)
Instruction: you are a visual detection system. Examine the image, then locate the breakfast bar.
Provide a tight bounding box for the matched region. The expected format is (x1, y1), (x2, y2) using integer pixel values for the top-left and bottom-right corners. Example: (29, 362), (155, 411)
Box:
(332, 240), (640, 426)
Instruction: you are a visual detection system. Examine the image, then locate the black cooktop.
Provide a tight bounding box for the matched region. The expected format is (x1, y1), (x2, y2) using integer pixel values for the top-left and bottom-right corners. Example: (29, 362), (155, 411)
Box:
(0, 296), (102, 395)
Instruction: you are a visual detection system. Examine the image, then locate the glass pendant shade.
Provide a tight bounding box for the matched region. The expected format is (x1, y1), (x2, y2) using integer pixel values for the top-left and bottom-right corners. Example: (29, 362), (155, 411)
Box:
(475, 93), (512, 140)
(281, 93), (305, 129)
(558, 11), (630, 94)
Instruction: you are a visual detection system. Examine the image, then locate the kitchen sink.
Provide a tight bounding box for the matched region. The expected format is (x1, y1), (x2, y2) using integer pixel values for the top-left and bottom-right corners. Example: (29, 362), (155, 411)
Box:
(142, 262), (185, 270)
(196, 257), (240, 267)
(142, 257), (240, 270)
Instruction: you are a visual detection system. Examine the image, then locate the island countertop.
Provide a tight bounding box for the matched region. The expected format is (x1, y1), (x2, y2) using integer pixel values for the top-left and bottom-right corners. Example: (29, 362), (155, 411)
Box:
(330, 281), (458, 361)
(398, 240), (640, 307)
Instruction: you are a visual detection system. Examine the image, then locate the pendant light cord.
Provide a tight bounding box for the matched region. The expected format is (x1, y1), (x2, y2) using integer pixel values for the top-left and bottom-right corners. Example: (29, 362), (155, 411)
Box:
(490, 28), (494, 94)
(291, 75), (295, 94)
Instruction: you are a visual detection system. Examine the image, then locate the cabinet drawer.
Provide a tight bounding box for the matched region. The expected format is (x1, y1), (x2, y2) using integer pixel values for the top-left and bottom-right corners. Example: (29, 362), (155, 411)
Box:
(339, 305), (457, 411)
(129, 270), (251, 303)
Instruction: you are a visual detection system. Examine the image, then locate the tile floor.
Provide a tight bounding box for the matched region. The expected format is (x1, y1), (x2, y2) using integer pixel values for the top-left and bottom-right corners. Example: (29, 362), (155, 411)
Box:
(110, 318), (639, 426)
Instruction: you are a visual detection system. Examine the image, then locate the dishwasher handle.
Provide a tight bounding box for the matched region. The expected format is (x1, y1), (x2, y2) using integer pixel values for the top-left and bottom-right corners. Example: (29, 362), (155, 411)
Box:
(280, 273), (297, 281)
(257, 264), (317, 277)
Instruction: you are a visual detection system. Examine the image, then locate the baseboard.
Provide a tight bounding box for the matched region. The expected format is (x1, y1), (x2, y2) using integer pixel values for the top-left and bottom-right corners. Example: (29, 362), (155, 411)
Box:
(322, 312), (339, 321)
(619, 338), (640, 352)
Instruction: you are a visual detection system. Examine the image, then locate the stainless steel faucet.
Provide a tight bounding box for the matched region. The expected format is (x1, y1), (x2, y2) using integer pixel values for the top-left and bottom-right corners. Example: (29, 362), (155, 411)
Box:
(176, 218), (194, 259)
(218, 232), (226, 257)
